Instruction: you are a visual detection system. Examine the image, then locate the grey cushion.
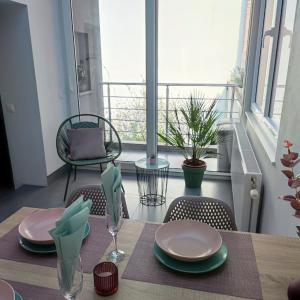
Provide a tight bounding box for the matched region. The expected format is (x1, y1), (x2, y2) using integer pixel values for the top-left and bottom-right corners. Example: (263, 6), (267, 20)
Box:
(67, 128), (106, 160)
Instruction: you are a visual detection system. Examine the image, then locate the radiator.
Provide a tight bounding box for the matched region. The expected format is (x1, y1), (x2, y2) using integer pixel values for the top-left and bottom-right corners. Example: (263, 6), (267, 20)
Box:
(231, 123), (262, 232)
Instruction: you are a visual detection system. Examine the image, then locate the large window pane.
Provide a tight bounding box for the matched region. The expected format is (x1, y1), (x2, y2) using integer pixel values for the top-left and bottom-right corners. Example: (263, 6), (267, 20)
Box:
(157, 0), (251, 171)
(158, 0), (244, 84)
(99, 0), (146, 142)
(270, 0), (297, 127)
(255, 0), (277, 112)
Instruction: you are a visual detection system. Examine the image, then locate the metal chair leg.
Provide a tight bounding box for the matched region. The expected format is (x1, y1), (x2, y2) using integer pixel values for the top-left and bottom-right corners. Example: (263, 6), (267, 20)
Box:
(74, 166), (77, 181)
(100, 163), (103, 173)
(64, 166), (72, 202)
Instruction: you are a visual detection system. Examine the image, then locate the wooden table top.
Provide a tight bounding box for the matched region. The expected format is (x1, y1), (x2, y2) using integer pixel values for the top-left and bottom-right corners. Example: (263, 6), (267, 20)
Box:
(0, 207), (299, 300)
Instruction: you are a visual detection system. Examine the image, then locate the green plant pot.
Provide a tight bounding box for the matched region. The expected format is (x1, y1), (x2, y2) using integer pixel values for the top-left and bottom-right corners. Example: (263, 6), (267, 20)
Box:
(182, 163), (206, 188)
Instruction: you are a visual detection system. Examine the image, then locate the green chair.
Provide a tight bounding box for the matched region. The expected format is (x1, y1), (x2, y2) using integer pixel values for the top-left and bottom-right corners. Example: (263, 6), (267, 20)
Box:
(56, 114), (122, 201)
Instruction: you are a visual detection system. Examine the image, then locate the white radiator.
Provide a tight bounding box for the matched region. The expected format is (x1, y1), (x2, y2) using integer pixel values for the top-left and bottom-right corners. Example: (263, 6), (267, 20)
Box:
(231, 123), (262, 232)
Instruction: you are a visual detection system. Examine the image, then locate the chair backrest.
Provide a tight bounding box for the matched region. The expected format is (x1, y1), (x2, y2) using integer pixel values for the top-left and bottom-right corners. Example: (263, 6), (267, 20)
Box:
(164, 196), (237, 230)
(66, 185), (129, 219)
(56, 114), (122, 163)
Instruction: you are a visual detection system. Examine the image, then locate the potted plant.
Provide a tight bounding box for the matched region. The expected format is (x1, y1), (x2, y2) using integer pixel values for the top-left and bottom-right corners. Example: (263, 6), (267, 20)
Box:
(279, 140), (300, 300)
(158, 95), (220, 188)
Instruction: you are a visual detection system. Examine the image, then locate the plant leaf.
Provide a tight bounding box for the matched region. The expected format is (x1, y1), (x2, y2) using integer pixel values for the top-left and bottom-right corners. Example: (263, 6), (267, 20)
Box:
(278, 195), (296, 202)
(288, 177), (300, 188)
(283, 154), (293, 161)
(290, 152), (299, 160)
(291, 199), (300, 210)
(283, 153), (299, 161)
(294, 210), (300, 219)
(282, 170), (294, 178)
(156, 94), (220, 162)
(281, 158), (293, 167)
(292, 158), (300, 167)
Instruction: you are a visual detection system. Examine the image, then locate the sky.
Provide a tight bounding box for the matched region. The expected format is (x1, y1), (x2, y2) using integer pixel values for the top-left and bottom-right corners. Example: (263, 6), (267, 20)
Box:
(99, 0), (244, 86)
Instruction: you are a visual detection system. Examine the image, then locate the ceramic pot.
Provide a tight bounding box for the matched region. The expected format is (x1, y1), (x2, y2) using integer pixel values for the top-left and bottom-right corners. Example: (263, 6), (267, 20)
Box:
(182, 162), (206, 188)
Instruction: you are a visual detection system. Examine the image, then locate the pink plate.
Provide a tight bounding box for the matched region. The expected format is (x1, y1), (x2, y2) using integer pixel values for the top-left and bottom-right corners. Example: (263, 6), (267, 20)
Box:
(18, 208), (64, 245)
(155, 220), (222, 262)
(0, 279), (15, 300)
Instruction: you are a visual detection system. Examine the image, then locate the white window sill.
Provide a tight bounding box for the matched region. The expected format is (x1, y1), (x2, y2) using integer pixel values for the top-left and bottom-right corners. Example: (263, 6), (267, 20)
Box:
(245, 111), (277, 165)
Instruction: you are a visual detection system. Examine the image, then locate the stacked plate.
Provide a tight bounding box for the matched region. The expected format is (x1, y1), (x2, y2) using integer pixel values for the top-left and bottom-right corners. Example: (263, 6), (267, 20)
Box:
(153, 220), (228, 273)
(0, 279), (23, 300)
(18, 208), (90, 254)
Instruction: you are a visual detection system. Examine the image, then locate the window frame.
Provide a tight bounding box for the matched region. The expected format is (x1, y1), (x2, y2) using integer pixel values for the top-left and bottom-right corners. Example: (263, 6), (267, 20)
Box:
(251, 0), (284, 135)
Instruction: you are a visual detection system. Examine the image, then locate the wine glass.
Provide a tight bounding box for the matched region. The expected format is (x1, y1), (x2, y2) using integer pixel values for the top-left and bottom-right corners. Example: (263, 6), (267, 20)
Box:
(106, 193), (125, 263)
(57, 255), (83, 300)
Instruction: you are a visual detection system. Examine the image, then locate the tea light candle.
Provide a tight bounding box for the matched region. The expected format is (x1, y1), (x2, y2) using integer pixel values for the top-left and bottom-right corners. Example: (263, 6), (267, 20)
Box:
(93, 262), (118, 296)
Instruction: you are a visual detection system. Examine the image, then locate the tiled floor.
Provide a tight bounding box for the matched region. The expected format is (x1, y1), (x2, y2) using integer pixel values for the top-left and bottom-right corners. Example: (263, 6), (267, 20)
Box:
(0, 169), (233, 223)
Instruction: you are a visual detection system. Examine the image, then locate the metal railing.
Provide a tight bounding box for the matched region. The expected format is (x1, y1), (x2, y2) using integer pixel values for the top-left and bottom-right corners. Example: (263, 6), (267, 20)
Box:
(100, 82), (242, 143)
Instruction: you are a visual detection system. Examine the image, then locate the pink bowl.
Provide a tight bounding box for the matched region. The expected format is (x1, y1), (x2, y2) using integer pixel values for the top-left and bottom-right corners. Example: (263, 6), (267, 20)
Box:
(0, 279), (15, 300)
(155, 220), (222, 262)
(18, 208), (64, 245)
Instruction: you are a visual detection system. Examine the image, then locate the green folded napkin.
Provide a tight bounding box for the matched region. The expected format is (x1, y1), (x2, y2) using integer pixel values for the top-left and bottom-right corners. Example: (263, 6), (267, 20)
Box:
(101, 163), (122, 227)
(49, 197), (92, 291)
(56, 195), (91, 227)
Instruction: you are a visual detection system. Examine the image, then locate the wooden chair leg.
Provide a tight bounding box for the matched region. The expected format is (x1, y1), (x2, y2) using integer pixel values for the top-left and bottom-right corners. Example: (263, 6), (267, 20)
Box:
(64, 166), (72, 202)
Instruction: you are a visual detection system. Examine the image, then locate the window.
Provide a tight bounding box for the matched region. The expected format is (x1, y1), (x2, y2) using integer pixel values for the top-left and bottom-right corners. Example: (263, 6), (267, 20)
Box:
(67, 0), (251, 171)
(252, 0), (297, 131)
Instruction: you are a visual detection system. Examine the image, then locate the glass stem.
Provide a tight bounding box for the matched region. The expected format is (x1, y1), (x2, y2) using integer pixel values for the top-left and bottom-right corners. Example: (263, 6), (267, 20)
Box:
(113, 233), (118, 253)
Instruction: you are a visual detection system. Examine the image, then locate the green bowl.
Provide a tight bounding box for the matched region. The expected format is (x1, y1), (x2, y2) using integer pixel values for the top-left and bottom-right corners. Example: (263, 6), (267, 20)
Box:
(14, 290), (23, 300)
(18, 222), (91, 254)
(153, 241), (227, 274)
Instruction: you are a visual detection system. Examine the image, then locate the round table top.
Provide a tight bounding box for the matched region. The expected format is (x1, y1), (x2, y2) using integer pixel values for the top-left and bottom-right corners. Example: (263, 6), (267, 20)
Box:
(135, 158), (170, 170)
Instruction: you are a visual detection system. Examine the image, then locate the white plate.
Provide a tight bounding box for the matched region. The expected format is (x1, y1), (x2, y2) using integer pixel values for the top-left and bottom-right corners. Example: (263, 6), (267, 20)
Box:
(0, 279), (15, 300)
(18, 208), (64, 245)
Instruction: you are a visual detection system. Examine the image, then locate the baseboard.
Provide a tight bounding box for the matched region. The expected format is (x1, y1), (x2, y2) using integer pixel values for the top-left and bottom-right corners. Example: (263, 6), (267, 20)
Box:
(47, 164), (68, 185)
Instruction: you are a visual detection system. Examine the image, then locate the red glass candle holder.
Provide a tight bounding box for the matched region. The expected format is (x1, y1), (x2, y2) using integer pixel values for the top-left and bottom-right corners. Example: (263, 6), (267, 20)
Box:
(93, 262), (118, 296)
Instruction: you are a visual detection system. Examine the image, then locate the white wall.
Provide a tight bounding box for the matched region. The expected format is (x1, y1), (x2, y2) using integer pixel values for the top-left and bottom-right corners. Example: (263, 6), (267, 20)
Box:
(246, 2), (300, 237)
(11, 0), (72, 176)
(0, 2), (47, 187)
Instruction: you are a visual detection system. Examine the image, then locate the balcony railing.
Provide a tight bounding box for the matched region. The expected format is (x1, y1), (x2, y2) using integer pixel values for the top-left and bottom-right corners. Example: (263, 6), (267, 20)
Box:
(101, 82), (242, 143)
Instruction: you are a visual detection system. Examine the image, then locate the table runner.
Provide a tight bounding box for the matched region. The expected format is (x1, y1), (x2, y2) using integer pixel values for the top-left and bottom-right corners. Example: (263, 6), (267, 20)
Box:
(0, 216), (111, 273)
(122, 223), (263, 300)
(7, 280), (64, 300)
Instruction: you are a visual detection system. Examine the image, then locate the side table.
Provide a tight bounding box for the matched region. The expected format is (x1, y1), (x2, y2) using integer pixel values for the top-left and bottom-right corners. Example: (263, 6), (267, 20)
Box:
(135, 158), (169, 206)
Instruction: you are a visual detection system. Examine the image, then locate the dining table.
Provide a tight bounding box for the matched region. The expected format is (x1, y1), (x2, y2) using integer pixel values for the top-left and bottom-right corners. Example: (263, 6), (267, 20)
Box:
(0, 206), (300, 300)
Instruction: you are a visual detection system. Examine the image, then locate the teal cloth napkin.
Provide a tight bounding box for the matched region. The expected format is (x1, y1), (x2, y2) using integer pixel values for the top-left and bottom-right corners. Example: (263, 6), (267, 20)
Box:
(101, 163), (122, 227)
(49, 197), (92, 291)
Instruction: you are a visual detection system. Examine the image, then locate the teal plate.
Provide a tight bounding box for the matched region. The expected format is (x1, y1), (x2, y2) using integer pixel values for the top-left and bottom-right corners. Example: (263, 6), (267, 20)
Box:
(18, 223), (91, 254)
(15, 291), (23, 300)
(153, 242), (228, 274)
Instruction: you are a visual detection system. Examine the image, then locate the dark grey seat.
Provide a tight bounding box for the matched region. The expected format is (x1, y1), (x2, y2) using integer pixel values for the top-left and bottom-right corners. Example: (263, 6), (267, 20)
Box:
(56, 114), (122, 202)
(66, 185), (129, 219)
(163, 196), (236, 230)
